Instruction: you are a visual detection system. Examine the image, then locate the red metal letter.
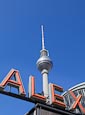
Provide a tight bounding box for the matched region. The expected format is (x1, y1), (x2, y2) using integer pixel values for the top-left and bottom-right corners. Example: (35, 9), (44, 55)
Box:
(49, 83), (66, 108)
(0, 69), (26, 96)
(29, 76), (46, 102)
(69, 90), (85, 114)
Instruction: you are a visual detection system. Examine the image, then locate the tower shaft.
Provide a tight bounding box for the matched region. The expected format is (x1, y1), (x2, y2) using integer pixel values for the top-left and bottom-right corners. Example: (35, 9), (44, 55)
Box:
(42, 69), (49, 97)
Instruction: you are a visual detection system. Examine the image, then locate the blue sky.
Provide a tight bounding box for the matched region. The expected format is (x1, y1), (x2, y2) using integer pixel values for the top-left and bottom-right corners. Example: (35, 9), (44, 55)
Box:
(0, 0), (85, 114)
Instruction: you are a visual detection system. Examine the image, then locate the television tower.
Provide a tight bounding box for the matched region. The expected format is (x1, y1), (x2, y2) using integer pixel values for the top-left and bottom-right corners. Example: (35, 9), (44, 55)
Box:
(36, 25), (53, 98)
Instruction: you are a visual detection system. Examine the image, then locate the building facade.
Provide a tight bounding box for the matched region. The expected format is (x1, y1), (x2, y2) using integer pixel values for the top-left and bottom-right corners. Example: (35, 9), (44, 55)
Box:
(25, 103), (76, 115)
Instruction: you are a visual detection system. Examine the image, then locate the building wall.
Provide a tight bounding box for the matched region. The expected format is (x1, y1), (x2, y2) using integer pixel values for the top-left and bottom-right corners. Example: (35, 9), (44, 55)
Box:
(26, 103), (75, 115)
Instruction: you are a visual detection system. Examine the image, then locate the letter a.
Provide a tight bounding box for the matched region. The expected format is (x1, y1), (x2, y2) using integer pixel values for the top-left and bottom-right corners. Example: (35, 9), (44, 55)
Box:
(0, 69), (26, 96)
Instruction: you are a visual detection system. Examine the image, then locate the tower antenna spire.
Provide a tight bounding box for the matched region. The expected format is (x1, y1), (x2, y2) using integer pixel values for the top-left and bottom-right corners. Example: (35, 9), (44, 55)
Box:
(41, 25), (45, 50)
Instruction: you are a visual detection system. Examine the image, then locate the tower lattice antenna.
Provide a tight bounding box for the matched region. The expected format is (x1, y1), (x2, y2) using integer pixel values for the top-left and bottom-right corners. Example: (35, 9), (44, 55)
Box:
(41, 25), (45, 50)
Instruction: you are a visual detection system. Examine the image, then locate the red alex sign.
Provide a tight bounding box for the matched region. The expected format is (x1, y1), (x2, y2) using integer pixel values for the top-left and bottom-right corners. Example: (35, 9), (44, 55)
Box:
(0, 69), (84, 114)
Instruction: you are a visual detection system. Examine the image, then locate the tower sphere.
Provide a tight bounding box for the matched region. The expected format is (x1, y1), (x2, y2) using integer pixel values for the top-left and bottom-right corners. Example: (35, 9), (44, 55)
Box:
(36, 49), (53, 73)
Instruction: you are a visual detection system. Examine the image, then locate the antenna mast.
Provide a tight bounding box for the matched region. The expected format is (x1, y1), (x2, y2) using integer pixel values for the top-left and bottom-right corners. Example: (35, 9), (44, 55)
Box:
(41, 25), (45, 50)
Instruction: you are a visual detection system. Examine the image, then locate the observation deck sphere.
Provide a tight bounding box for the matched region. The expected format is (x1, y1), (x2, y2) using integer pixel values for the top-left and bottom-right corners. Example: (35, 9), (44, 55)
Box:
(37, 55), (53, 72)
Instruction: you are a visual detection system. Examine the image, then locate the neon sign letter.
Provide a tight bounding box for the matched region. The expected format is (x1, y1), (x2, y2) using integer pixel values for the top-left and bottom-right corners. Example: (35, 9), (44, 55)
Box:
(69, 90), (85, 114)
(0, 69), (26, 96)
(29, 76), (46, 102)
(49, 83), (66, 108)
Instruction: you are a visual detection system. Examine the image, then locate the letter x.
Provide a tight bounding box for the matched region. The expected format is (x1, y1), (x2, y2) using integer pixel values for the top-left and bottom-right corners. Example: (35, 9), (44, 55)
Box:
(69, 90), (85, 113)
